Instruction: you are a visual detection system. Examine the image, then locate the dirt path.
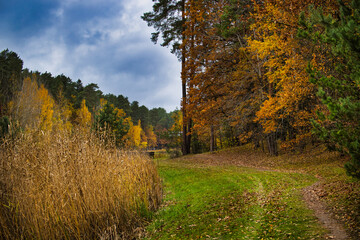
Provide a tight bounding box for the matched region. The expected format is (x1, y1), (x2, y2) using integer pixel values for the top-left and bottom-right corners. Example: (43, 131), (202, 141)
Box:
(302, 182), (349, 239)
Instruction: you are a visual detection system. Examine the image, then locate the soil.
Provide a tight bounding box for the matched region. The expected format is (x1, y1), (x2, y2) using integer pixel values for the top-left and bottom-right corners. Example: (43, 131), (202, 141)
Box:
(302, 182), (349, 240)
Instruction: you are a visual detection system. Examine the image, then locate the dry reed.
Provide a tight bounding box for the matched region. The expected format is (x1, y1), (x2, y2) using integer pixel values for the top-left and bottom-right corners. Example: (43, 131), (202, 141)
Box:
(0, 128), (162, 239)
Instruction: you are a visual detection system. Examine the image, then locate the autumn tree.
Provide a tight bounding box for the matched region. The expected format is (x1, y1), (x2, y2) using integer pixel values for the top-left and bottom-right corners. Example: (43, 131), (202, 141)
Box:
(22, 70), (76, 106)
(77, 99), (92, 129)
(145, 125), (158, 149)
(11, 77), (55, 132)
(179, 0), (341, 155)
(37, 84), (55, 131)
(183, 0), (259, 151)
(242, 0), (339, 154)
(124, 120), (147, 148)
(54, 90), (73, 131)
(182, 0), (222, 152)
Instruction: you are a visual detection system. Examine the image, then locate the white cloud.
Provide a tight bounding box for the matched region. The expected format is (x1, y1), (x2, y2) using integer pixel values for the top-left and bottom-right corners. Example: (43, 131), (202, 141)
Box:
(3, 0), (181, 111)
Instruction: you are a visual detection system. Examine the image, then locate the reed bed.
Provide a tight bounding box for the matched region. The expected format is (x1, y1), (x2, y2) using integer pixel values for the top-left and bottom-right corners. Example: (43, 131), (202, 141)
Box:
(0, 128), (162, 239)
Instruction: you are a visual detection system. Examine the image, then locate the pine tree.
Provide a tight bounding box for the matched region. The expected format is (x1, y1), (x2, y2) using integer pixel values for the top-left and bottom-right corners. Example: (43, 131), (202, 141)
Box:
(0, 49), (23, 116)
(142, 0), (191, 154)
(301, 0), (360, 178)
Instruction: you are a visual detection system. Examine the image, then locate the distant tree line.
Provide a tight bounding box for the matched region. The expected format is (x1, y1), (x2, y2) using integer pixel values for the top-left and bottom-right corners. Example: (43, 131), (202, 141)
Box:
(0, 49), (182, 150)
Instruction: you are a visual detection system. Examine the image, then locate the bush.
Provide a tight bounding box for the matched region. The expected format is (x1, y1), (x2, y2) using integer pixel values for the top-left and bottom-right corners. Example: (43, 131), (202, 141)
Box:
(167, 148), (182, 158)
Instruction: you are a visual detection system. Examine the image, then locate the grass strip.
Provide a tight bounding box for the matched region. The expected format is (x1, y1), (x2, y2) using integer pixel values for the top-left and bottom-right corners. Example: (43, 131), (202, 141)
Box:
(145, 159), (326, 239)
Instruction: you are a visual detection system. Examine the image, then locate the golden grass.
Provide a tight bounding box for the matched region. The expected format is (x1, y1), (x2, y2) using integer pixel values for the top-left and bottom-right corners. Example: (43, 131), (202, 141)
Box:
(0, 128), (162, 239)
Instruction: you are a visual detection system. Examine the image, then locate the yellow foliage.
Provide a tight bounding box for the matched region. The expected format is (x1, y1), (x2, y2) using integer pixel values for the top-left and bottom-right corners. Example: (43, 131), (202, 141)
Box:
(37, 84), (54, 131)
(249, 0), (321, 148)
(12, 77), (55, 131)
(141, 141), (148, 149)
(145, 125), (158, 148)
(124, 120), (144, 148)
(77, 99), (92, 128)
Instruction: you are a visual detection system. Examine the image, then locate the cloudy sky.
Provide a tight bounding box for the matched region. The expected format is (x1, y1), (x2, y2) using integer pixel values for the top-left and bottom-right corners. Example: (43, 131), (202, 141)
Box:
(0, 0), (181, 111)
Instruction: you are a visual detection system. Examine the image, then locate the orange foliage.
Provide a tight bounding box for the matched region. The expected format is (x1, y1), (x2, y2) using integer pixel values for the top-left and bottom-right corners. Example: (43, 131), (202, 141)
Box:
(248, 0), (339, 149)
(180, 0), (343, 152)
(183, 0), (229, 134)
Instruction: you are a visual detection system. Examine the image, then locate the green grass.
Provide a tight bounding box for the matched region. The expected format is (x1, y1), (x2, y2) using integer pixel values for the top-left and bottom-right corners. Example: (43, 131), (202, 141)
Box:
(145, 158), (326, 239)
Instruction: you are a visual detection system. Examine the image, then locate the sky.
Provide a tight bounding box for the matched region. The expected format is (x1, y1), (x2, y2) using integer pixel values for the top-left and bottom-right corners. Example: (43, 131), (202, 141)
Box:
(0, 0), (181, 112)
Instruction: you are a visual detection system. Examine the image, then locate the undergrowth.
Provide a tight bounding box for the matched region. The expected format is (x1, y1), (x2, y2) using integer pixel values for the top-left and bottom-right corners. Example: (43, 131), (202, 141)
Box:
(0, 128), (162, 239)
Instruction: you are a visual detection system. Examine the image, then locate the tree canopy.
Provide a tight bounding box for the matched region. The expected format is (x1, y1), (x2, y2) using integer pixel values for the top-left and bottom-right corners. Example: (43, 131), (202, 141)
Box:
(144, 0), (360, 177)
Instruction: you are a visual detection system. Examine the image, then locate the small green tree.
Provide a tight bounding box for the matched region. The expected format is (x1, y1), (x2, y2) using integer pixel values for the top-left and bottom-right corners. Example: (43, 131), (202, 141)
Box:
(299, 0), (360, 178)
(94, 102), (131, 146)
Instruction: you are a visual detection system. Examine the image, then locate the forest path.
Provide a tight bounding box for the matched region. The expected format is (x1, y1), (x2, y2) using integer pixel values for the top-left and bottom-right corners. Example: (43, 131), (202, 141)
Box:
(184, 151), (350, 239)
(148, 147), (351, 239)
(302, 182), (349, 239)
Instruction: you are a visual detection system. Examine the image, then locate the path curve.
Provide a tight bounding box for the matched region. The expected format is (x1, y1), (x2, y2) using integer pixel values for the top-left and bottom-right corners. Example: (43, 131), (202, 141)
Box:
(181, 152), (351, 239)
(302, 182), (349, 239)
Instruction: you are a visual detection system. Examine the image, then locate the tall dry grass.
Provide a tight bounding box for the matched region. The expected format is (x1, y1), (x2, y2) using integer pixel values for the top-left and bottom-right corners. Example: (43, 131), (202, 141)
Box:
(0, 128), (162, 239)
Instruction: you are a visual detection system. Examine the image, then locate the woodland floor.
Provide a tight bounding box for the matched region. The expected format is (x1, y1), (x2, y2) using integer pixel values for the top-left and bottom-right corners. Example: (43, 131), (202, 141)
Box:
(143, 145), (360, 239)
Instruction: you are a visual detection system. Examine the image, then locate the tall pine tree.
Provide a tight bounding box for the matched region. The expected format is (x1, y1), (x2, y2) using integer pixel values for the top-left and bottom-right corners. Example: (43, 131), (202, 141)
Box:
(142, 0), (191, 154)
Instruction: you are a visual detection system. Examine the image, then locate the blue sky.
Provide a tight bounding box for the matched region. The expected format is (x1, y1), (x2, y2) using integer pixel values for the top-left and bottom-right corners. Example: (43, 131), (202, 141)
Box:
(0, 0), (181, 111)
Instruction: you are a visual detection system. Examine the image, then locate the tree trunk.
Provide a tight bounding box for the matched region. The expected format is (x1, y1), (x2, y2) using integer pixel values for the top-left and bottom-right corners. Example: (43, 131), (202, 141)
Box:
(181, 0), (190, 155)
(267, 133), (278, 156)
(186, 118), (192, 154)
(181, 54), (188, 155)
(210, 125), (216, 152)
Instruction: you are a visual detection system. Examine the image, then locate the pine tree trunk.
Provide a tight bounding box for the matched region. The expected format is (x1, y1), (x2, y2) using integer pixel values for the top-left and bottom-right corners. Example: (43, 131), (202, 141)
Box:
(181, 0), (190, 155)
(181, 52), (188, 155)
